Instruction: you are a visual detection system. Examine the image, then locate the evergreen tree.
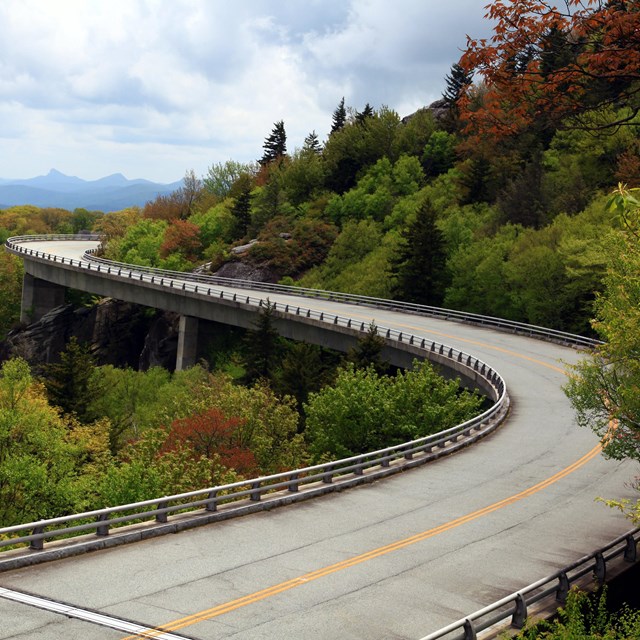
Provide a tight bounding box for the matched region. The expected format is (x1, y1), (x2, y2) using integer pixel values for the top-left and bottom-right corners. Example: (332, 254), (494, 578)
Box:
(303, 130), (322, 154)
(259, 120), (287, 166)
(347, 322), (388, 375)
(242, 300), (282, 383)
(230, 174), (253, 239)
(442, 62), (473, 106)
(390, 201), (449, 306)
(330, 97), (347, 134)
(442, 62), (473, 131)
(43, 337), (97, 420)
(355, 103), (374, 125)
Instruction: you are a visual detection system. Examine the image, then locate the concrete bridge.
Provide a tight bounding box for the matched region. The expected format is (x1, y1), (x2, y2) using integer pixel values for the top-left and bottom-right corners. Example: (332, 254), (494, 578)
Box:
(1, 236), (638, 640)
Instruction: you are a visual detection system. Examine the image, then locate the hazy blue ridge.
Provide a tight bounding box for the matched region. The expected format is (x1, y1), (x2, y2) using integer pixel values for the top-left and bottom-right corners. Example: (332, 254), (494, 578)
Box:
(0, 169), (182, 212)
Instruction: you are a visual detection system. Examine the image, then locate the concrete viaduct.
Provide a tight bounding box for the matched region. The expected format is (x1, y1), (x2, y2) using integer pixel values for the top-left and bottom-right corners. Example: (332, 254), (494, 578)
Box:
(1, 236), (638, 640)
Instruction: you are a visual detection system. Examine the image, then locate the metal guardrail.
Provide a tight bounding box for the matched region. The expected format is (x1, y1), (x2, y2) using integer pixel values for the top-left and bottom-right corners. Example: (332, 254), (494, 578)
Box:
(1, 234), (508, 553)
(5, 234), (600, 350)
(5, 234), (631, 640)
(419, 528), (640, 640)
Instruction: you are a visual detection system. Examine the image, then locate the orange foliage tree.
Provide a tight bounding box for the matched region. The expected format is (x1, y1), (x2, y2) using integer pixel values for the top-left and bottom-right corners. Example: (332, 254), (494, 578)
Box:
(459, 1), (640, 140)
(163, 408), (257, 476)
(159, 219), (202, 262)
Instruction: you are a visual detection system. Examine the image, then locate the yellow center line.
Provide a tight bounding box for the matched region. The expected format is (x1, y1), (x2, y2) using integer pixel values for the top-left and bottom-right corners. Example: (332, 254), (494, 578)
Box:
(121, 308), (588, 639)
(123, 443), (602, 638)
(283, 301), (569, 374)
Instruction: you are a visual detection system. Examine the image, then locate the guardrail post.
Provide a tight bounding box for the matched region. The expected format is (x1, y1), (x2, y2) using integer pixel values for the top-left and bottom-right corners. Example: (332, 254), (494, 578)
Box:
(289, 473), (299, 493)
(462, 619), (477, 640)
(512, 593), (527, 628)
(156, 501), (169, 523)
(323, 466), (333, 483)
(355, 458), (364, 476)
(556, 571), (570, 602)
(96, 513), (110, 536)
(29, 526), (45, 550)
(250, 482), (261, 501)
(595, 552), (606, 583)
(624, 535), (637, 562)
(206, 490), (218, 512)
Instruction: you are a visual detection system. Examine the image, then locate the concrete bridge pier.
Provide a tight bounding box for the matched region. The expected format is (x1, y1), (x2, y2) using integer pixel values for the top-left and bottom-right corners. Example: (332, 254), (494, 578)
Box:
(176, 315), (199, 371)
(20, 273), (66, 324)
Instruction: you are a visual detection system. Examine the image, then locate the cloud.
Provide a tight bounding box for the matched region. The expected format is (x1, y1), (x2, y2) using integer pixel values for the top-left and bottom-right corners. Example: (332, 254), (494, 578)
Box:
(0, 0), (493, 182)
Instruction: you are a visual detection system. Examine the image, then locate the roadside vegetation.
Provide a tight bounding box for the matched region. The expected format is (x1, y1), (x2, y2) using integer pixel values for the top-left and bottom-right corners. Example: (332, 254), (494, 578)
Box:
(0, 3), (638, 605)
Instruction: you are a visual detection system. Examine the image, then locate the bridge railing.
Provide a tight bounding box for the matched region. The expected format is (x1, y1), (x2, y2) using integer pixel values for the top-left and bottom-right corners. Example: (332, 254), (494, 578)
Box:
(1, 235), (509, 554)
(5, 234), (600, 350)
(419, 527), (640, 640)
(0, 392), (507, 553)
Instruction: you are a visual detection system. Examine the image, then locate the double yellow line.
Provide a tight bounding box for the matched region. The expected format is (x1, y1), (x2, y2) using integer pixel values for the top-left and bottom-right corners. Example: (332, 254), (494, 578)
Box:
(124, 444), (601, 638)
(122, 318), (589, 638)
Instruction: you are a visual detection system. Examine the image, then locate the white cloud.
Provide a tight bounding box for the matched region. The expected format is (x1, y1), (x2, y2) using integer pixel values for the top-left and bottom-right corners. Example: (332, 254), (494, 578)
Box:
(0, 0), (493, 182)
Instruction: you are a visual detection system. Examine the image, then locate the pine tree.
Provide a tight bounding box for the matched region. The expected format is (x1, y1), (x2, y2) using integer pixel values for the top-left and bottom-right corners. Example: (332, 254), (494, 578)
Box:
(330, 97), (347, 135)
(347, 322), (388, 375)
(442, 62), (473, 107)
(303, 130), (322, 154)
(259, 120), (287, 166)
(242, 300), (282, 383)
(355, 103), (374, 125)
(43, 337), (97, 420)
(442, 62), (473, 131)
(390, 201), (449, 306)
(231, 174), (253, 239)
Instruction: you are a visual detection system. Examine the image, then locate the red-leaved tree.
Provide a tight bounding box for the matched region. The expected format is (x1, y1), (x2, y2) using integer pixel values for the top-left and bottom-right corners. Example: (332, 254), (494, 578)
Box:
(459, 1), (640, 141)
(163, 408), (257, 476)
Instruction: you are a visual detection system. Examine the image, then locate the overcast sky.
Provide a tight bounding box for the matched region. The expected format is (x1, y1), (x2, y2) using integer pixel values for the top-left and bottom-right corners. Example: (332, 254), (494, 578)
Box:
(0, 0), (494, 184)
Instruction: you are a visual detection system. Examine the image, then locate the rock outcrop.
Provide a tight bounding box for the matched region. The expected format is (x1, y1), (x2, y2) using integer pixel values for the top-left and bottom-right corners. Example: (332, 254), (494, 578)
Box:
(0, 299), (179, 371)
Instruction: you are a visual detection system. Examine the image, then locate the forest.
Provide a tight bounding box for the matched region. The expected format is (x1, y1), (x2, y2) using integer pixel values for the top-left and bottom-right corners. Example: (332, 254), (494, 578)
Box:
(0, 0), (639, 603)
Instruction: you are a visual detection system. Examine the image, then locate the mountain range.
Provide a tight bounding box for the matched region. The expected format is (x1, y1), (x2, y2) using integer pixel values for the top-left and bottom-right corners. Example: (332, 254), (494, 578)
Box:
(0, 169), (182, 212)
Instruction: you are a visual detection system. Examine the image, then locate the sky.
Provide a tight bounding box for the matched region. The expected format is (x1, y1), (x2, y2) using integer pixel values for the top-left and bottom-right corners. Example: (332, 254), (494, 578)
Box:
(0, 0), (495, 184)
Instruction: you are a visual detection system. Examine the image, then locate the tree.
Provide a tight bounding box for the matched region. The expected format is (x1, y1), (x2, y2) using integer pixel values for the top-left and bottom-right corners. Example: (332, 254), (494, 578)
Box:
(390, 200), (449, 306)
(459, 0), (640, 141)
(230, 174), (253, 239)
(260, 120), (287, 166)
(347, 322), (388, 375)
(303, 130), (322, 154)
(304, 360), (482, 459)
(0, 358), (109, 525)
(163, 408), (257, 476)
(442, 62), (473, 108)
(242, 300), (283, 384)
(0, 248), (23, 339)
(43, 337), (97, 421)
(355, 103), (374, 125)
(330, 97), (347, 134)
(203, 160), (256, 199)
(564, 186), (640, 521)
(159, 219), (202, 264)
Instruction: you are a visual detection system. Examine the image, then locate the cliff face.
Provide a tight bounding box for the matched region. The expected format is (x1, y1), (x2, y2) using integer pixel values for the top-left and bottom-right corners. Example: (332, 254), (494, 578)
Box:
(0, 299), (179, 371)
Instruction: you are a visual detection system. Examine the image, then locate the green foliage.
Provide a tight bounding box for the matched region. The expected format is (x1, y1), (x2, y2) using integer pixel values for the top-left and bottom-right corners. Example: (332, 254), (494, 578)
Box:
(104, 218), (168, 266)
(346, 323), (388, 375)
(390, 199), (449, 306)
(203, 160), (256, 199)
(43, 337), (97, 421)
(422, 131), (457, 177)
(322, 107), (401, 193)
(260, 120), (287, 166)
(0, 248), (23, 339)
(241, 300), (284, 384)
(305, 360), (482, 460)
(565, 187), (640, 467)
(0, 358), (110, 525)
(513, 588), (640, 640)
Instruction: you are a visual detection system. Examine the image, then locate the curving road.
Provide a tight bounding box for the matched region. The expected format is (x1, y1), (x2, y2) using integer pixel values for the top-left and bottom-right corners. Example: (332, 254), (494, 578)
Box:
(1, 239), (637, 640)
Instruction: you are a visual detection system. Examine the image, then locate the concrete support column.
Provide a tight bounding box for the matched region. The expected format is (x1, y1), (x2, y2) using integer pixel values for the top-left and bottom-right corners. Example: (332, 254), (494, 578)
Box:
(176, 315), (199, 371)
(20, 273), (66, 324)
